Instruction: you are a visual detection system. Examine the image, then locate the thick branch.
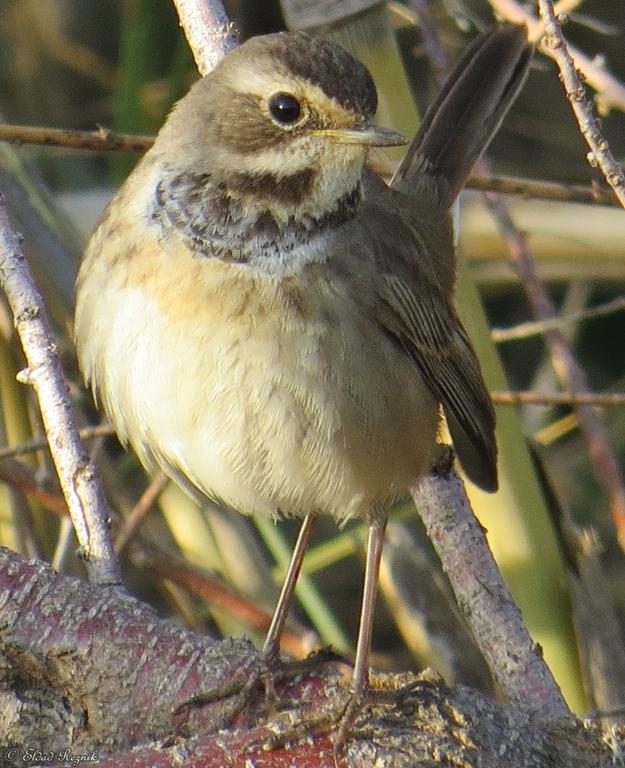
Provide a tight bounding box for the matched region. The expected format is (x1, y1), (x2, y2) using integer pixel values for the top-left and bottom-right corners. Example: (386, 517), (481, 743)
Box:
(0, 547), (616, 767)
(412, 470), (572, 722)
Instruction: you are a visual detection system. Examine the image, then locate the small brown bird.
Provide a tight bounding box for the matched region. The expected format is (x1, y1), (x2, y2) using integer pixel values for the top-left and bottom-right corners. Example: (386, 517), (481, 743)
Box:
(75, 24), (531, 748)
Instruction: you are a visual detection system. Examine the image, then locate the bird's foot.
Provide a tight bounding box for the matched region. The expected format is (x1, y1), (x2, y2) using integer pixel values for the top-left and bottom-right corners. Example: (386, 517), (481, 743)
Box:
(260, 677), (350, 757)
(264, 670), (444, 766)
(173, 646), (342, 733)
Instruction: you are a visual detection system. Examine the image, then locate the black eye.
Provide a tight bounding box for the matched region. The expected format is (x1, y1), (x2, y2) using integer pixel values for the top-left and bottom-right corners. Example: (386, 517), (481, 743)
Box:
(268, 92), (302, 125)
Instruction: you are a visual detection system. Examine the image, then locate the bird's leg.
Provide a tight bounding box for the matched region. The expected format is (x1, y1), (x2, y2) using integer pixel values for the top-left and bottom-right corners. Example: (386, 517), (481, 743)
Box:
(174, 513), (318, 728)
(261, 515), (388, 758)
(333, 516), (387, 765)
(248, 512), (319, 712)
(263, 512), (318, 661)
(225, 511), (319, 720)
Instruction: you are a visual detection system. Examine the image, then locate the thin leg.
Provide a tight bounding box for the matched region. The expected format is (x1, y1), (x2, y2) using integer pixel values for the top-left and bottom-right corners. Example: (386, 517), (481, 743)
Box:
(352, 516), (387, 691)
(334, 516), (387, 764)
(263, 512), (317, 659)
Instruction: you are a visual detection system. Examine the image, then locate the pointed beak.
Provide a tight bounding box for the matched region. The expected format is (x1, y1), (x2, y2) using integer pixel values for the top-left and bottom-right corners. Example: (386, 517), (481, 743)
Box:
(312, 122), (407, 147)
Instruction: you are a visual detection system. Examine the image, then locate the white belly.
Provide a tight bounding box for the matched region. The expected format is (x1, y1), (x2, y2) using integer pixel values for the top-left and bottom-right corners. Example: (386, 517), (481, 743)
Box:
(75, 235), (438, 523)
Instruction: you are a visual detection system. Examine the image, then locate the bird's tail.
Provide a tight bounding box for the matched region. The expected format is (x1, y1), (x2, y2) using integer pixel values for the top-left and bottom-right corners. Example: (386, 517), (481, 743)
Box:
(392, 24), (533, 207)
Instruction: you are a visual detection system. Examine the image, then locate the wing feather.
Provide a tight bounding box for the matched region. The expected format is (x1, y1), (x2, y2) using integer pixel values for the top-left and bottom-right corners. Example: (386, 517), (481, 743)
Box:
(377, 273), (497, 492)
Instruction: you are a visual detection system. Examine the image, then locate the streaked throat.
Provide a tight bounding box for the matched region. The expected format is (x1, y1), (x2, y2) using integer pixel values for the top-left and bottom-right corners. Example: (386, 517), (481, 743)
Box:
(151, 166), (362, 265)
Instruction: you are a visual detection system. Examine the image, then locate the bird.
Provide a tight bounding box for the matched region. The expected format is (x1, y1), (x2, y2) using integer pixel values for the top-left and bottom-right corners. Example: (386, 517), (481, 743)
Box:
(75, 23), (532, 752)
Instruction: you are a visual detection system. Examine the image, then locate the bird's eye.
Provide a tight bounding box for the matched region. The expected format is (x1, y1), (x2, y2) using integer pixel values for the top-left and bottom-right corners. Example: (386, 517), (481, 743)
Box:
(268, 92), (302, 126)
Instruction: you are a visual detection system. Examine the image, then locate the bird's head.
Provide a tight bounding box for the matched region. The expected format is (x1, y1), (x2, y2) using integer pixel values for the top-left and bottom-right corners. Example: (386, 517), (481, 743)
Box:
(153, 32), (405, 221)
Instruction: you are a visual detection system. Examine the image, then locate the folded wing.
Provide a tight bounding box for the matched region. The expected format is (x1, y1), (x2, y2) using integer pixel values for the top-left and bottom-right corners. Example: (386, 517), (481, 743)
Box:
(376, 272), (497, 492)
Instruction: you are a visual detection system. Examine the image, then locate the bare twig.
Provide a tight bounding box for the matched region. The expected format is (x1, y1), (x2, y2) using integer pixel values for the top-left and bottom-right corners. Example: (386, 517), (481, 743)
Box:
(491, 390), (625, 407)
(467, 173), (617, 207)
(408, 0), (449, 87)
(114, 473), (169, 555)
(486, 192), (625, 548)
(492, 295), (625, 342)
(0, 456), (67, 516)
(0, 194), (121, 586)
(486, 0), (625, 113)
(36, 27), (119, 90)
(0, 423), (115, 459)
(143, 548), (311, 657)
(3, 122), (617, 210)
(537, 1), (625, 208)
(0, 123), (153, 153)
(172, 0), (238, 76)
(411, 470), (572, 721)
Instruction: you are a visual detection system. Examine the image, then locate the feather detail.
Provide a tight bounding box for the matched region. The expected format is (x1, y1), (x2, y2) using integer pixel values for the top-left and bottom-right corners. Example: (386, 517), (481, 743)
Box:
(376, 273), (497, 492)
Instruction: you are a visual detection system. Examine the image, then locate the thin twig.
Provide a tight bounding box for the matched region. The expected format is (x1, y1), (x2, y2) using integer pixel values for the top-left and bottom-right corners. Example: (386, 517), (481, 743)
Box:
(0, 194), (122, 586)
(172, 0), (238, 76)
(486, 0), (625, 113)
(408, 0), (449, 87)
(467, 173), (617, 207)
(486, 191), (625, 548)
(491, 390), (625, 407)
(0, 123), (153, 152)
(114, 472), (169, 555)
(537, 0), (625, 208)
(492, 294), (625, 342)
(143, 548), (312, 657)
(0, 456), (67, 516)
(2, 123), (617, 209)
(0, 423), (116, 459)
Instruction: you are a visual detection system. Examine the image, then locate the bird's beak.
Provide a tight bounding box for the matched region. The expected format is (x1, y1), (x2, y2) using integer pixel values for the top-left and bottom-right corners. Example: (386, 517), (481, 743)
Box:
(312, 122), (407, 147)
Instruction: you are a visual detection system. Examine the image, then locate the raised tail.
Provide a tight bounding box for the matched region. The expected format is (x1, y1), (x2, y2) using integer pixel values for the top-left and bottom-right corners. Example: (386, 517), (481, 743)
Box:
(392, 24), (533, 207)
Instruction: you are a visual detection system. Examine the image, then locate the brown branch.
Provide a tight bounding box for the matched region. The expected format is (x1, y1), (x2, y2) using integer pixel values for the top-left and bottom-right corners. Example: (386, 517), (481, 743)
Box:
(486, 191), (625, 548)
(0, 194), (121, 586)
(0, 456), (67, 516)
(143, 547), (311, 658)
(537, 1), (625, 208)
(114, 472), (169, 555)
(37, 28), (119, 90)
(467, 173), (618, 207)
(407, 0), (449, 87)
(1, 547), (617, 767)
(172, 0), (238, 76)
(486, 0), (625, 113)
(0, 424), (115, 459)
(491, 390), (625, 407)
(411, 468), (572, 722)
(3, 122), (617, 210)
(492, 295), (625, 341)
(0, 123), (153, 152)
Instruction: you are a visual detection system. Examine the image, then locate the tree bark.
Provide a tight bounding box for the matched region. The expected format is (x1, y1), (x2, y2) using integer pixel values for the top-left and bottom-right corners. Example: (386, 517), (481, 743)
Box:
(0, 547), (618, 767)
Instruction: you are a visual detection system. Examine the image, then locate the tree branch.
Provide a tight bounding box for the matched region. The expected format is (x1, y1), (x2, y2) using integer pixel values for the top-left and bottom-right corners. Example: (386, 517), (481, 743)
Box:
(0, 547), (616, 767)
(536, 0), (625, 208)
(171, 0), (238, 76)
(0, 195), (121, 586)
(486, 191), (625, 548)
(412, 469), (572, 722)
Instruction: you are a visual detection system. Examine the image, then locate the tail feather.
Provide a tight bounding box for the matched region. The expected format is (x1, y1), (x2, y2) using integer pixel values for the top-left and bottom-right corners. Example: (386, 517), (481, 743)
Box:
(392, 25), (533, 207)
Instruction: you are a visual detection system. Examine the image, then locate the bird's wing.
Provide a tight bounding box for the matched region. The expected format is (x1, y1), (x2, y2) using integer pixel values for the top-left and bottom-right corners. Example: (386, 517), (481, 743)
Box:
(374, 271), (497, 492)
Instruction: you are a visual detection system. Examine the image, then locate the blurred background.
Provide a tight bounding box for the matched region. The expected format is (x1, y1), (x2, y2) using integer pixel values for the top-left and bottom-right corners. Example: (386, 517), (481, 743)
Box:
(1, 0), (625, 722)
